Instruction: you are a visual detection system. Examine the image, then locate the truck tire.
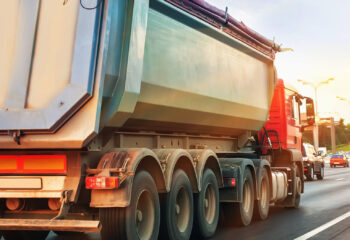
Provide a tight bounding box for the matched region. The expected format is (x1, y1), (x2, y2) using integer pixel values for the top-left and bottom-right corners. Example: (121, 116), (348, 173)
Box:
(100, 170), (160, 240)
(317, 166), (324, 180)
(306, 166), (314, 181)
(253, 168), (270, 220)
(2, 231), (49, 240)
(223, 169), (254, 227)
(193, 169), (219, 238)
(160, 169), (193, 240)
(293, 166), (301, 208)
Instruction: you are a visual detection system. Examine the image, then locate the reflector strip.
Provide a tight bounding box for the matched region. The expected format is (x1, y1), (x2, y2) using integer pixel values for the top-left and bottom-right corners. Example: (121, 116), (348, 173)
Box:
(0, 157), (17, 170)
(0, 155), (67, 174)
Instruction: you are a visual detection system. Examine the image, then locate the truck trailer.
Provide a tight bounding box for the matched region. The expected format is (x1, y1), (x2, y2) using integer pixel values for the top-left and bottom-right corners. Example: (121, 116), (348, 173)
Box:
(0, 0), (315, 239)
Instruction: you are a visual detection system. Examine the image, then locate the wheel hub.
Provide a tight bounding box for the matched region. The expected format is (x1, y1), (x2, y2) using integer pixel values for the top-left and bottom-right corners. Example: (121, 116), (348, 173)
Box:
(296, 177), (302, 195)
(135, 190), (154, 240)
(260, 179), (267, 207)
(242, 181), (252, 213)
(136, 209), (143, 222)
(204, 183), (216, 224)
(204, 199), (209, 208)
(175, 204), (180, 215)
(176, 187), (190, 233)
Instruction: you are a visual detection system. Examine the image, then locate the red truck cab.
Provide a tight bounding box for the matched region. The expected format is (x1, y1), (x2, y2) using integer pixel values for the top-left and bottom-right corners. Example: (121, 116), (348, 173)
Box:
(261, 79), (303, 151)
(258, 79), (322, 179)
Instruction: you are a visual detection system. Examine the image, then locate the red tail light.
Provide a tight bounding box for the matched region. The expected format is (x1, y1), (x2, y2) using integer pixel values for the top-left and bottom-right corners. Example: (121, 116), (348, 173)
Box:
(224, 178), (236, 187)
(85, 176), (119, 189)
(304, 168), (308, 171)
(0, 155), (67, 174)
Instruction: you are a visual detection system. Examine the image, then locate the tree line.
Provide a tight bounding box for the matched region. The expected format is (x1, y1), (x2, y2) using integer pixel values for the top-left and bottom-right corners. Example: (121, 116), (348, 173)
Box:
(303, 118), (350, 148)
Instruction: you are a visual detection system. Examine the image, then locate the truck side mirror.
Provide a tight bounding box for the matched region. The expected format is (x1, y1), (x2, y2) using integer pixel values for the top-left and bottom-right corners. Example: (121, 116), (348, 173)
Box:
(306, 98), (315, 126)
(300, 97), (315, 132)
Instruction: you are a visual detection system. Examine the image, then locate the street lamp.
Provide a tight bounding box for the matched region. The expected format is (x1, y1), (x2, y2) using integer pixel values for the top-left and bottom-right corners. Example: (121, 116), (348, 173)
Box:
(336, 96), (349, 102)
(336, 95), (350, 123)
(297, 78), (334, 151)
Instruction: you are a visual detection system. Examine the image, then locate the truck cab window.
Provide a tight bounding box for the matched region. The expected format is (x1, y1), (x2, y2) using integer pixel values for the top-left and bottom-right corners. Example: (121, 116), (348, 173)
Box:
(292, 96), (300, 125)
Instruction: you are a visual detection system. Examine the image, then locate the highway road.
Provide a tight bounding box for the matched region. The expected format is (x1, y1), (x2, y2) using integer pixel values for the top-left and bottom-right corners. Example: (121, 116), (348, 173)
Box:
(213, 165), (350, 240)
(39, 166), (350, 240)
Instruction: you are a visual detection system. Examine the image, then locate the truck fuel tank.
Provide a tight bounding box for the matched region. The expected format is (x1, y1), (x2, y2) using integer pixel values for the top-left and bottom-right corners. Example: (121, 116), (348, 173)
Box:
(270, 171), (288, 202)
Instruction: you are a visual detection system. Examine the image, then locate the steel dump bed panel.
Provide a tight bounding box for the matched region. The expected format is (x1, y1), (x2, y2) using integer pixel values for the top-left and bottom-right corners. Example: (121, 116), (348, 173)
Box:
(0, 0), (276, 149)
(0, 0), (100, 134)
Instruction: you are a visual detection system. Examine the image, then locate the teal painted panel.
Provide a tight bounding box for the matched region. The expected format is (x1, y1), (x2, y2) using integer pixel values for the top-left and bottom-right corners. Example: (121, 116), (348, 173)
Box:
(140, 7), (273, 114)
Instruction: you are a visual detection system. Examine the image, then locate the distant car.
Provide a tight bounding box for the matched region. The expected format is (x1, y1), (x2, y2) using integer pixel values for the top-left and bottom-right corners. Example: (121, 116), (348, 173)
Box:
(318, 147), (327, 157)
(302, 143), (324, 180)
(330, 154), (349, 168)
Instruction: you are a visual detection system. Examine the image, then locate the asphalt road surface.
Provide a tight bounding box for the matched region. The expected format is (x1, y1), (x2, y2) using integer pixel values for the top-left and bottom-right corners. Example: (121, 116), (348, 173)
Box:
(213, 165), (350, 240)
(7, 165), (350, 240)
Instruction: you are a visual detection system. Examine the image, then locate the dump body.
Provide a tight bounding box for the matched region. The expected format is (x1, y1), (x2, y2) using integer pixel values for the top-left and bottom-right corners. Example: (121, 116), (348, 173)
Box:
(0, 0), (276, 149)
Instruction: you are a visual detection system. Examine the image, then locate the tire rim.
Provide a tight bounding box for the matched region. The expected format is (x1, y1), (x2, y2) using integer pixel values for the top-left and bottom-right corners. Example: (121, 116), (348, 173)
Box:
(204, 183), (216, 224)
(242, 181), (252, 213)
(260, 179), (268, 208)
(175, 187), (190, 233)
(136, 190), (154, 240)
(295, 177), (302, 195)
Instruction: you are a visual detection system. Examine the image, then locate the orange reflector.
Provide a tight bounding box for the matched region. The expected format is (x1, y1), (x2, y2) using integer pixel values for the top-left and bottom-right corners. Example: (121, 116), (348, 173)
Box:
(0, 155), (67, 174)
(0, 156), (17, 170)
(85, 176), (119, 189)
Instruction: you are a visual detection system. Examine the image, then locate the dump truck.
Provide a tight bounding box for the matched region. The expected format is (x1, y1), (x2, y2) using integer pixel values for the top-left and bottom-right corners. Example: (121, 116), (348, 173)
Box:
(0, 0), (315, 239)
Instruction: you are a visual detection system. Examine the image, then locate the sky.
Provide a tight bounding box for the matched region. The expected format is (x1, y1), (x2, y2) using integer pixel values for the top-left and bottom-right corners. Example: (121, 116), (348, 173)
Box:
(206, 0), (350, 122)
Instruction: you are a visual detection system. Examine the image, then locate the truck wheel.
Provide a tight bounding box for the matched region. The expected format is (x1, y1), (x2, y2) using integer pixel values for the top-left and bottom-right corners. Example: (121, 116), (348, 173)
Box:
(293, 167), (302, 208)
(224, 169), (254, 226)
(307, 166), (314, 181)
(160, 169), (193, 240)
(236, 169), (254, 226)
(100, 170), (160, 240)
(317, 166), (324, 180)
(253, 168), (270, 220)
(2, 231), (49, 240)
(193, 169), (219, 238)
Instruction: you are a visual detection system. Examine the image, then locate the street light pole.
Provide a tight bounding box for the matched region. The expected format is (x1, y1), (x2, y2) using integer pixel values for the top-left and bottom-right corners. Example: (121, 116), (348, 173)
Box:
(314, 87), (319, 151)
(297, 78), (334, 151)
(330, 117), (336, 154)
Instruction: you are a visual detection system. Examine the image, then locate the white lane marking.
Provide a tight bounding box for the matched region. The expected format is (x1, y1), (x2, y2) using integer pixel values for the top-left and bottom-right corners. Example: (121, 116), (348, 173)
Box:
(294, 211), (350, 240)
(336, 178), (345, 181)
